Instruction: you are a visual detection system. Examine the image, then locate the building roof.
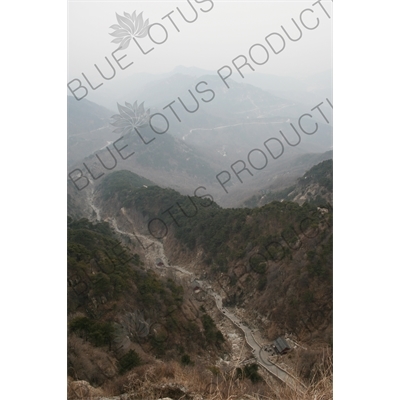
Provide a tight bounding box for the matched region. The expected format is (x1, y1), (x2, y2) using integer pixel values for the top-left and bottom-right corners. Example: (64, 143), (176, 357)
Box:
(274, 337), (290, 353)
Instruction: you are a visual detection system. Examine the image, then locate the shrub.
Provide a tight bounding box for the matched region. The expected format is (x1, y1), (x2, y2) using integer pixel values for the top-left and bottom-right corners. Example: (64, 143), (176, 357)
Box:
(180, 354), (193, 366)
(118, 349), (141, 375)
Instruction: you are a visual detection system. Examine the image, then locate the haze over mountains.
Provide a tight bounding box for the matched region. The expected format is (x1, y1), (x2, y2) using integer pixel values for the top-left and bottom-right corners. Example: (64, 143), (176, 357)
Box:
(79, 66), (333, 112)
(68, 66), (332, 208)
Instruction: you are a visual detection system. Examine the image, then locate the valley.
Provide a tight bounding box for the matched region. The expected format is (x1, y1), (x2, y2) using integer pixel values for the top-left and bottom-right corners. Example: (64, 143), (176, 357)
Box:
(68, 162), (332, 398)
(89, 198), (306, 393)
(68, 66), (333, 400)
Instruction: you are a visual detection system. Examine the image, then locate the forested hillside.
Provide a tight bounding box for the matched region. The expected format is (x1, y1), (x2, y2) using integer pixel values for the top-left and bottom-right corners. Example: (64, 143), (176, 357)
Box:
(67, 218), (227, 393)
(67, 165), (332, 399)
(243, 159), (333, 208)
(94, 170), (333, 346)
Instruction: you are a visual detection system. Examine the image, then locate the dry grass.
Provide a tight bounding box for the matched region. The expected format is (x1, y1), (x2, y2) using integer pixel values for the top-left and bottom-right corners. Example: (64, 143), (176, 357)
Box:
(69, 346), (332, 400)
(121, 346), (331, 399)
(263, 348), (333, 400)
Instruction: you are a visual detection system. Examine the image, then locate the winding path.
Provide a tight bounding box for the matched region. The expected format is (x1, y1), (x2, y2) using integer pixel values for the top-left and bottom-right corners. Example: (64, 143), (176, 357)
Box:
(194, 282), (306, 393)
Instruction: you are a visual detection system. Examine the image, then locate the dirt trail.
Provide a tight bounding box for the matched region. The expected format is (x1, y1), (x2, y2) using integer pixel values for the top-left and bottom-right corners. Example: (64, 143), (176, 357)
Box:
(87, 187), (101, 222)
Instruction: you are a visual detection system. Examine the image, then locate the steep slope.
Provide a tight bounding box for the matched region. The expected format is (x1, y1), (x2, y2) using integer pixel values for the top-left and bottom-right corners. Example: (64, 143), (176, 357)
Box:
(94, 171), (332, 348)
(67, 216), (229, 393)
(243, 159), (333, 208)
(68, 170), (333, 398)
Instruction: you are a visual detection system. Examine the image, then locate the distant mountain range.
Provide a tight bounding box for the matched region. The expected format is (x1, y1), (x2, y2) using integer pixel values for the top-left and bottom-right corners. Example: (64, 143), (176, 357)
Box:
(79, 66), (332, 111)
(68, 67), (332, 208)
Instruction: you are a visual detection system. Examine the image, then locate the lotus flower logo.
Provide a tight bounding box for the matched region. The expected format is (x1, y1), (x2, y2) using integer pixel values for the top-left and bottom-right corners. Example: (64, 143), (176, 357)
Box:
(110, 101), (150, 135)
(110, 12), (150, 50)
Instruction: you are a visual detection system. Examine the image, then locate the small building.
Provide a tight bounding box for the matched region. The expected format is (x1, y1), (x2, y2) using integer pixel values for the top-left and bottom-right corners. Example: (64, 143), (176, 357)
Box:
(273, 337), (291, 355)
(190, 280), (202, 293)
(191, 280), (201, 288)
(155, 258), (164, 267)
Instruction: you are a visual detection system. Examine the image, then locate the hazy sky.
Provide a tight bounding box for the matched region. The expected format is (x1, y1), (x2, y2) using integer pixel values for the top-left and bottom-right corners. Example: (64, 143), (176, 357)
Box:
(68, 0), (332, 83)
